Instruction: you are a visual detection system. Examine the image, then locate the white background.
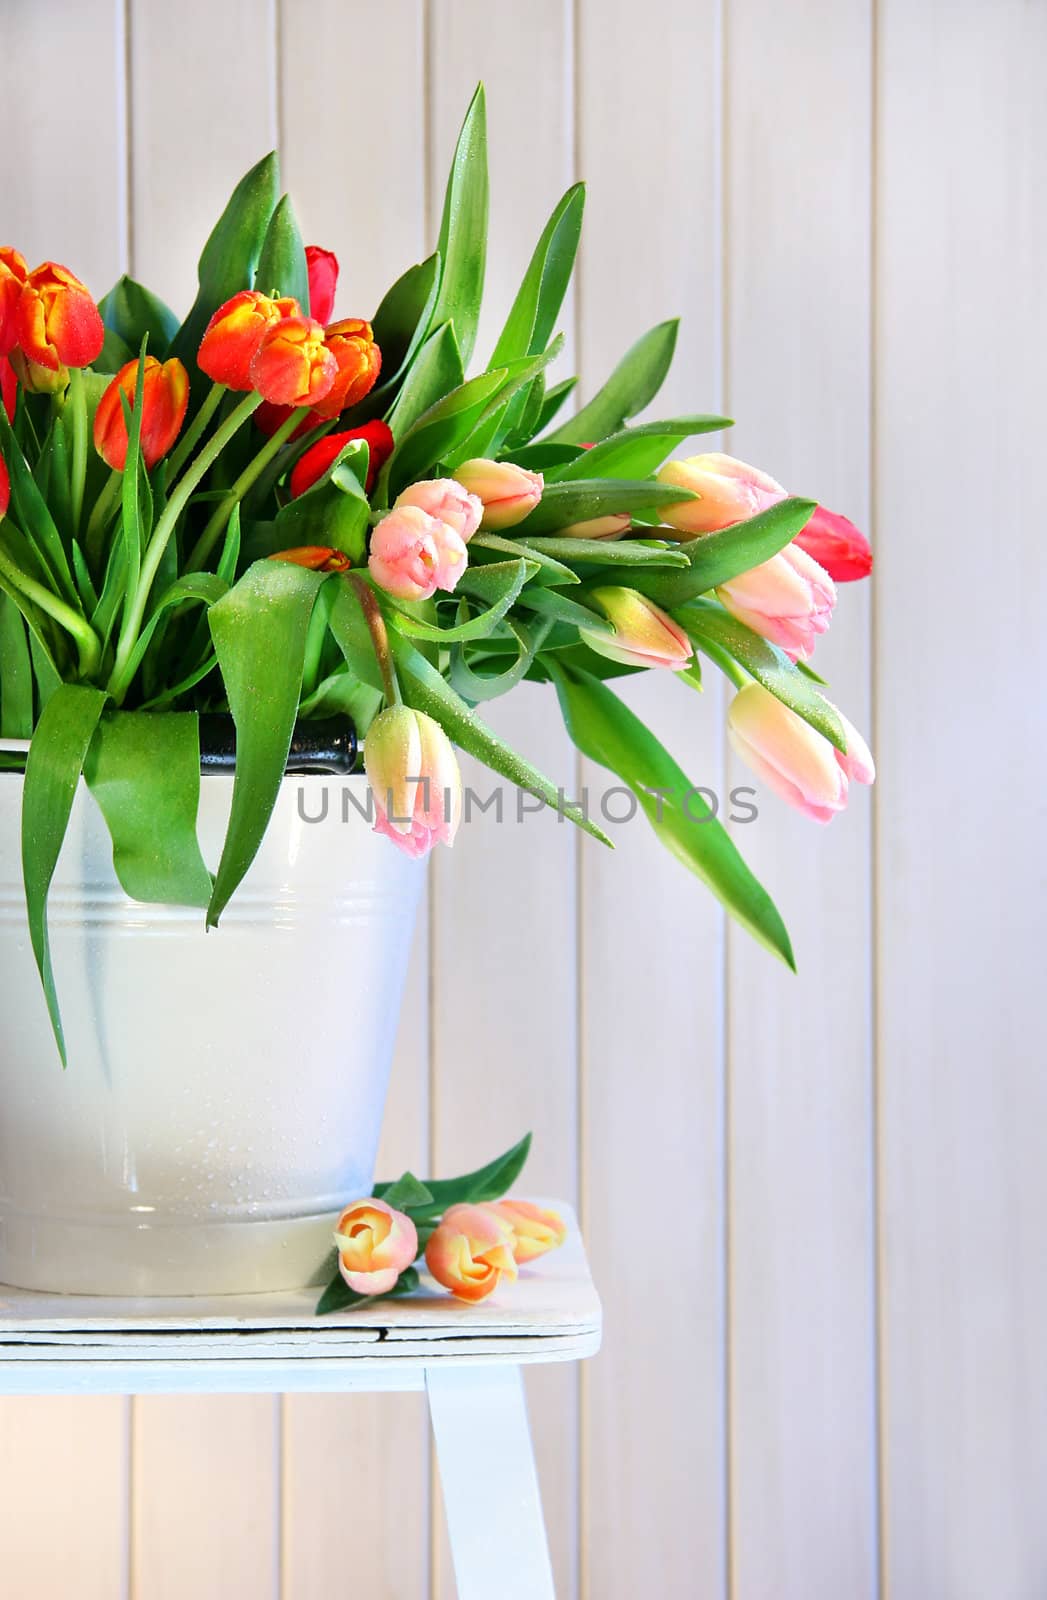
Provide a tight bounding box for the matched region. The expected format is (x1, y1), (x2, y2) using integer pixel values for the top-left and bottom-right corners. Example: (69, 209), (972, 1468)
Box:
(3, 0), (1045, 1595)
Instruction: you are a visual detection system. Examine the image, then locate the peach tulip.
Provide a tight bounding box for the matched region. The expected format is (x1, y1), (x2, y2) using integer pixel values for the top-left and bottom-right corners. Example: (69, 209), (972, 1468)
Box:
(333, 1197), (418, 1296)
(579, 586), (693, 671)
(656, 452), (786, 536)
(453, 458), (543, 530)
(425, 1204), (518, 1303)
(364, 705), (462, 860)
(717, 543), (836, 662)
(489, 1200), (568, 1264)
(394, 478), (483, 543)
(727, 682), (874, 824)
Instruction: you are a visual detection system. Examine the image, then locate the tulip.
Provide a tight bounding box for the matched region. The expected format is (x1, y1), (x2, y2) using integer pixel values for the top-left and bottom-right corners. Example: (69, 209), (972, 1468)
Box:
(197, 290), (299, 390)
(305, 245), (339, 325)
(10, 349), (69, 394)
(16, 262), (105, 371)
(368, 504), (468, 601)
(559, 513), (631, 541)
(579, 586), (693, 671)
(364, 704), (462, 860)
(333, 1197), (418, 1296)
(309, 318), (382, 420)
(452, 458), (543, 530)
(793, 505), (872, 582)
(268, 545), (352, 573)
(488, 1200), (567, 1264)
(0, 453), (9, 518)
(727, 682), (874, 824)
(394, 478), (482, 543)
(656, 452), (786, 537)
(249, 314), (336, 408)
(0, 248), (27, 357)
(717, 543), (835, 662)
(1, 355), (16, 423)
(425, 1203), (518, 1303)
(93, 355), (189, 472)
(289, 420), (395, 498)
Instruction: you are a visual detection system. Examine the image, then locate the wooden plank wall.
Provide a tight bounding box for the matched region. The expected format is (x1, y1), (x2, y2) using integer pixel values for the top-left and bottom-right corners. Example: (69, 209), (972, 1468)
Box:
(1, 0), (1044, 1594)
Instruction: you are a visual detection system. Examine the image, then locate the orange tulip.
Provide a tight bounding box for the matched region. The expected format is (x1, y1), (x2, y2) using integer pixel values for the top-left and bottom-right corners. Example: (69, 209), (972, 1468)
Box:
(197, 290), (299, 390)
(16, 262), (104, 371)
(267, 545), (352, 573)
(0, 248), (28, 357)
(424, 1203), (518, 1303)
(93, 356), (189, 472)
(488, 1199), (568, 1264)
(249, 315), (337, 408)
(309, 318), (381, 420)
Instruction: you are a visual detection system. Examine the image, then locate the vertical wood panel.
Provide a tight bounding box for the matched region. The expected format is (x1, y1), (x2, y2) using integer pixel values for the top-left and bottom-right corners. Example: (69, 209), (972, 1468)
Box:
(278, 19), (432, 1592)
(876, 3), (1047, 1595)
(425, 6), (580, 1595)
(1, 4), (131, 1592)
(127, 8), (281, 1595)
(576, 3), (729, 1596)
(723, 3), (877, 1597)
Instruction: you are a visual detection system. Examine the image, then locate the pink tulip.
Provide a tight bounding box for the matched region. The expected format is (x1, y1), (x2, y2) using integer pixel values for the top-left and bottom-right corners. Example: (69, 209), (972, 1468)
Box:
(453, 458), (543, 530)
(333, 1197), (418, 1296)
(368, 503), (469, 600)
(717, 543), (836, 662)
(656, 452), (786, 536)
(793, 505), (873, 582)
(728, 682), (874, 824)
(364, 705), (462, 860)
(488, 1200), (568, 1264)
(579, 586), (693, 671)
(425, 1203), (518, 1303)
(394, 477), (483, 543)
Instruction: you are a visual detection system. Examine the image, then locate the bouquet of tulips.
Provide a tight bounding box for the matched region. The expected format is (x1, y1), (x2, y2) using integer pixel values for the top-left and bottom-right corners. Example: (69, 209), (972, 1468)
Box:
(0, 87), (873, 1061)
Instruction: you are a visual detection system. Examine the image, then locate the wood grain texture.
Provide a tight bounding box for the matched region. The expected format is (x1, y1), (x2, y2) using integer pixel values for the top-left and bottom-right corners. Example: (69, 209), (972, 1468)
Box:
(875, 4), (1047, 1596)
(575, 3), (729, 1595)
(722, 3), (878, 1596)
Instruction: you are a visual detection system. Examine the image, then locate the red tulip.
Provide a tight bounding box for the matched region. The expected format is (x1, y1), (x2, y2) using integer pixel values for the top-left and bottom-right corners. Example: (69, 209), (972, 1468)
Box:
(93, 356), (190, 471)
(1, 355), (16, 422)
(289, 420), (394, 498)
(0, 248), (28, 357)
(793, 505), (872, 582)
(308, 318), (381, 420)
(0, 452), (10, 517)
(198, 290), (299, 390)
(305, 246), (339, 325)
(249, 315), (336, 408)
(17, 262), (104, 371)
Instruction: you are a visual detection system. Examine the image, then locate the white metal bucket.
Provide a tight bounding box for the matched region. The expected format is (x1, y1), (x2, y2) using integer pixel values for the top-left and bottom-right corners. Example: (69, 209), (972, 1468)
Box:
(0, 773), (423, 1295)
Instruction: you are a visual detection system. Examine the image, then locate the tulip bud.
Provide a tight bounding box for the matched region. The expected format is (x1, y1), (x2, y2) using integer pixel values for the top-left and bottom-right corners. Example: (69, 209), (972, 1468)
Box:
(717, 543), (835, 662)
(364, 704), (462, 860)
(368, 504), (469, 601)
(487, 1200), (568, 1264)
(559, 513), (631, 541)
(309, 318), (382, 420)
(249, 315), (337, 408)
(16, 262), (105, 372)
(289, 420), (395, 499)
(333, 1197), (418, 1296)
(0, 453), (10, 518)
(425, 1203), (518, 1302)
(198, 290), (299, 390)
(0, 248), (28, 358)
(656, 452), (786, 537)
(93, 355), (189, 472)
(10, 348), (69, 394)
(579, 586), (693, 671)
(1, 355), (16, 423)
(793, 505), (872, 582)
(452, 458), (543, 530)
(727, 682), (874, 824)
(268, 545), (352, 573)
(394, 478), (482, 543)
(305, 245), (339, 325)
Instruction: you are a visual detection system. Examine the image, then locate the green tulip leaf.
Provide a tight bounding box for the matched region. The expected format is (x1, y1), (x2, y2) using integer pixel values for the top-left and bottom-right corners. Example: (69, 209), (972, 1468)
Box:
(627, 497), (817, 607)
(513, 478), (698, 537)
(98, 276), (180, 360)
(430, 84), (489, 369)
(0, 591), (34, 737)
(546, 320), (679, 444)
(550, 416), (732, 483)
(385, 558), (529, 643)
(254, 192), (309, 308)
(375, 1133), (532, 1214)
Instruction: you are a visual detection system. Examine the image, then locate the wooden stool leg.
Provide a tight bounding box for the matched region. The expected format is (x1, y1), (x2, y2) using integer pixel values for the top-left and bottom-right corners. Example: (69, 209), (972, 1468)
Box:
(426, 1364), (556, 1599)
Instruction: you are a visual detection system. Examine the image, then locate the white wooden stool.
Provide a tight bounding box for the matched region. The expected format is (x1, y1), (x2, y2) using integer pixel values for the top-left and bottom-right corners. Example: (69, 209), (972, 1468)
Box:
(0, 1202), (600, 1599)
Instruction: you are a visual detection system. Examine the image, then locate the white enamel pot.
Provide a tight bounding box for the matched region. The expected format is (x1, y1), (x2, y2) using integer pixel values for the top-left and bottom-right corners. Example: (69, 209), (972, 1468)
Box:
(0, 772), (423, 1295)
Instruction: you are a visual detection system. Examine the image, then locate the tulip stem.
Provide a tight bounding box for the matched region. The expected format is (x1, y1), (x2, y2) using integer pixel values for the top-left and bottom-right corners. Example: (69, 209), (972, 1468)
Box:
(109, 390), (263, 705)
(186, 406), (303, 572)
(347, 572), (400, 707)
(0, 548), (101, 680)
(84, 470), (123, 568)
(67, 368), (88, 537)
(166, 381), (226, 483)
